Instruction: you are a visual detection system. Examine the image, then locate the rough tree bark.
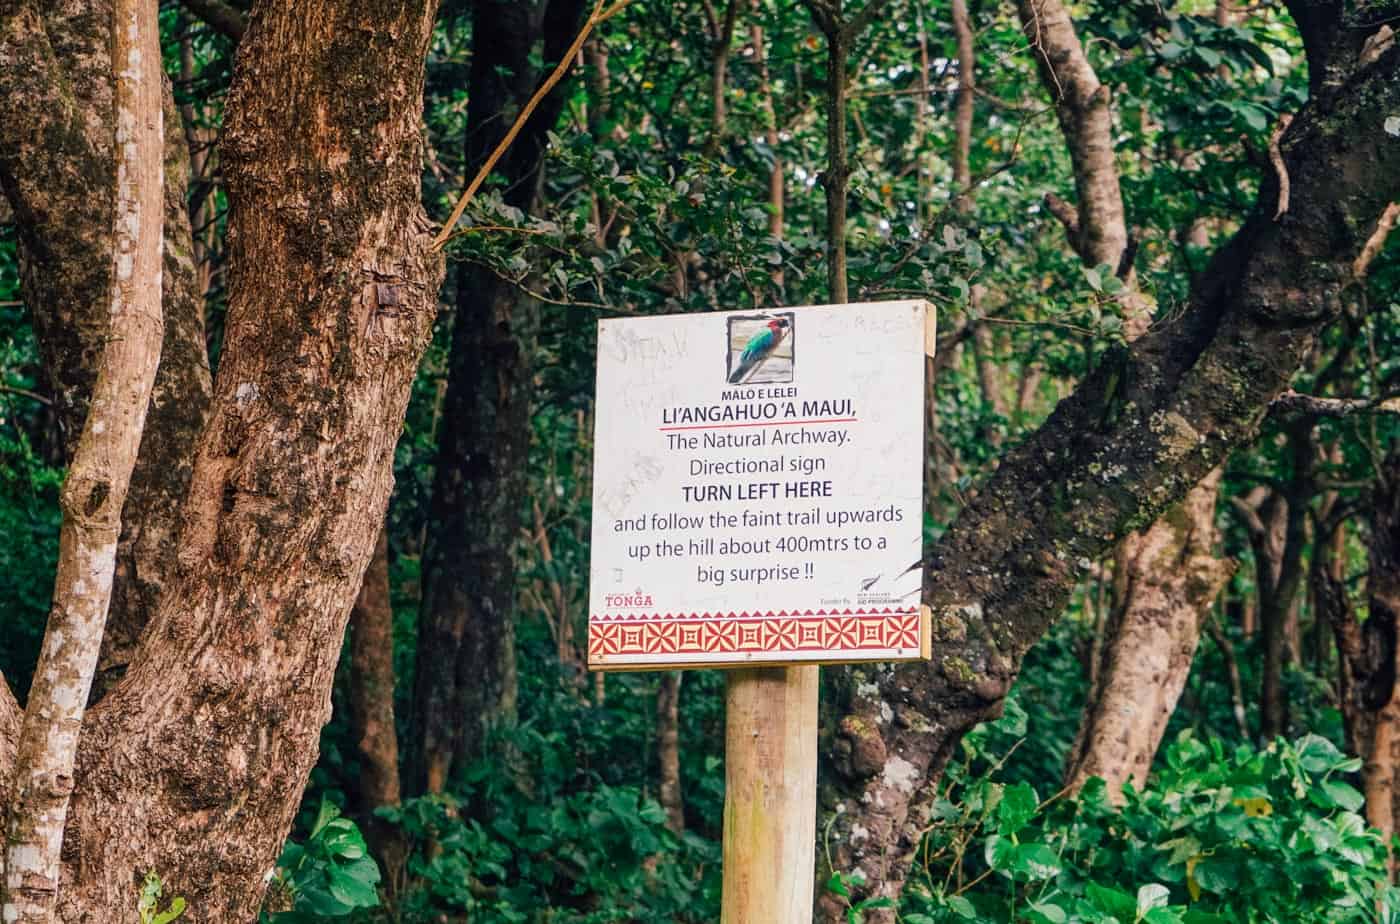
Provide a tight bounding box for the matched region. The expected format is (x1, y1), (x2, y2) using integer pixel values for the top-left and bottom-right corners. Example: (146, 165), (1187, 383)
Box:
(1014, 0), (1231, 796)
(816, 28), (1400, 918)
(0, 0), (214, 695)
(411, 0), (588, 794)
(3, 0), (163, 914)
(3, 0), (446, 915)
(1017, 0), (1131, 281)
(1063, 471), (1232, 793)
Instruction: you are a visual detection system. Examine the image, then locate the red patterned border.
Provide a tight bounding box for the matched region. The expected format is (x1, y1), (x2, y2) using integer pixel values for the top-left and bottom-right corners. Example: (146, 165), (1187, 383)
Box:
(589, 612), (920, 659)
(592, 606), (917, 622)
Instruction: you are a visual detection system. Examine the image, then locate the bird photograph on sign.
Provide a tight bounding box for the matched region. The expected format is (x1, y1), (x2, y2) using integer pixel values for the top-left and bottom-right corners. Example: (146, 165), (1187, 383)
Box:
(726, 313), (794, 385)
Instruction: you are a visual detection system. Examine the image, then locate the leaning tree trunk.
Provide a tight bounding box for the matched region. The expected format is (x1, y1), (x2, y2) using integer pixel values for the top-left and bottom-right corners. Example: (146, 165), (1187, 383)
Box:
(817, 36), (1400, 918)
(8, 0), (446, 916)
(0, 0), (214, 695)
(3, 0), (164, 912)
(411, 0), (586, 794)
(1014, 0), (1230, 798)
(1063, 471), (1231, 793)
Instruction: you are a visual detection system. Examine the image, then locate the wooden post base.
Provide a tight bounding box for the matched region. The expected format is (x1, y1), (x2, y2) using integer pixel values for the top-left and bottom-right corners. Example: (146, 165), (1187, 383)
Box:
(721, 665), (819, 923)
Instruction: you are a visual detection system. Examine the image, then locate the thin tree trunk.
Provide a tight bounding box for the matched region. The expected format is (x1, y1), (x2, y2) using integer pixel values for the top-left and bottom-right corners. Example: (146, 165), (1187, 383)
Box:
(411, 0), (588, 794)
(820, 28), (849, 303)
(1364, 453), (1400, 873)
(349, 527), (401, 811)
(750, 0), (784, 292)
(1016, 0), (1132, 284)
(3, 0), (163, 913)
(0, 0), (214, 697)
(656, 672), (684, 834)
(705, 0), (740, 154)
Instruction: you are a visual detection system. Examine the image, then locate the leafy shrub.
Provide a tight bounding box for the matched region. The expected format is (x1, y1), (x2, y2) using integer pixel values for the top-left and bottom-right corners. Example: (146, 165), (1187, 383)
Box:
(899, 729), (1399, 923)
(265, 798), (381, 922)
(378, 725), (720, 923)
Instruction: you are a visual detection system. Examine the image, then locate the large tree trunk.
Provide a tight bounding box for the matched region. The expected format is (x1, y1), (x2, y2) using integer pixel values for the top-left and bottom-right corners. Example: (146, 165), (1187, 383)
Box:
(0, 0), (214, 696)
(3, 0), (445, 915)
(410, 0), (586, 794)
(817, 34), (1400, 917)
(1063, 471), (1231, 794)
(3, 0), (164, 911)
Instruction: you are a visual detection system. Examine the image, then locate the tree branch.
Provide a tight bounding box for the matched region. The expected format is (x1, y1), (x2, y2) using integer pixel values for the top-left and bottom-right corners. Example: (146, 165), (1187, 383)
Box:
(1270, 389), (1400, 418)
(1270, 113), (1294, 220)
(1043, 190), (1080, 243)
(432, 0), (632, 250)
(1354, 201), (1400, 279)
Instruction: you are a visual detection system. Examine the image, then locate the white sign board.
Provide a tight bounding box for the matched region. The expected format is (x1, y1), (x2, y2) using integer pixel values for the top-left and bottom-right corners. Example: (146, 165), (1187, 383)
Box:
(588, 300), (932, 670)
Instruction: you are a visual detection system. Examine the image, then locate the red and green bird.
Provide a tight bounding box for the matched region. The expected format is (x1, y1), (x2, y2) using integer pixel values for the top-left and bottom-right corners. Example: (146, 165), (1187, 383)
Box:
(728, 317), (790, 384)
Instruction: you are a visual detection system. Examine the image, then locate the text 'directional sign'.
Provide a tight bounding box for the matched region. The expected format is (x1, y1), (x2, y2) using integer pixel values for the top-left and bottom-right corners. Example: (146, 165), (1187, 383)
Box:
(588, 300), (933, 670)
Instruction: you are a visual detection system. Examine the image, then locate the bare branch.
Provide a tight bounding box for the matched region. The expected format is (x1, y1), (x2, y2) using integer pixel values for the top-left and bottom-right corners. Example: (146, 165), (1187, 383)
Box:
(432, 0), (634, 250)
(1355, 201), (1400, 279)
(1270, 389), (1400, 418)
(0, 383), (51, 405)
(1270, 113), (1293, 221)
(1043, 190), (1080, 242)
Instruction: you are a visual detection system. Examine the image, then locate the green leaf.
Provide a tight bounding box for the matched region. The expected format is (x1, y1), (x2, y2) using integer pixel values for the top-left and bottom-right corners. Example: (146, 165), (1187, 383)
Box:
(826, 872), (850, 899)
(1029, 899), (1068, 923)
(997, 782), (1039, 835)
(151, 897), (186, 924)
(1192, 857), (1239, 895)
(1324, 780), (1365, 812)
(1015, 843), (1062, 881)
(327, 867), (380, 909)
(985, 834), (1017, 873)
(1297, 734), (1345, 774)
(1138, 883), (1171, 912)
(1195, 46), (1223, 69)
(1086, 882), (1138, 919)
(947, 895), (977, 919)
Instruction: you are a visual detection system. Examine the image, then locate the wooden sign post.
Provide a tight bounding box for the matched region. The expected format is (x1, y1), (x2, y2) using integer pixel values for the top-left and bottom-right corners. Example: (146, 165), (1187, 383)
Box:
(588, 300), (934, 920)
